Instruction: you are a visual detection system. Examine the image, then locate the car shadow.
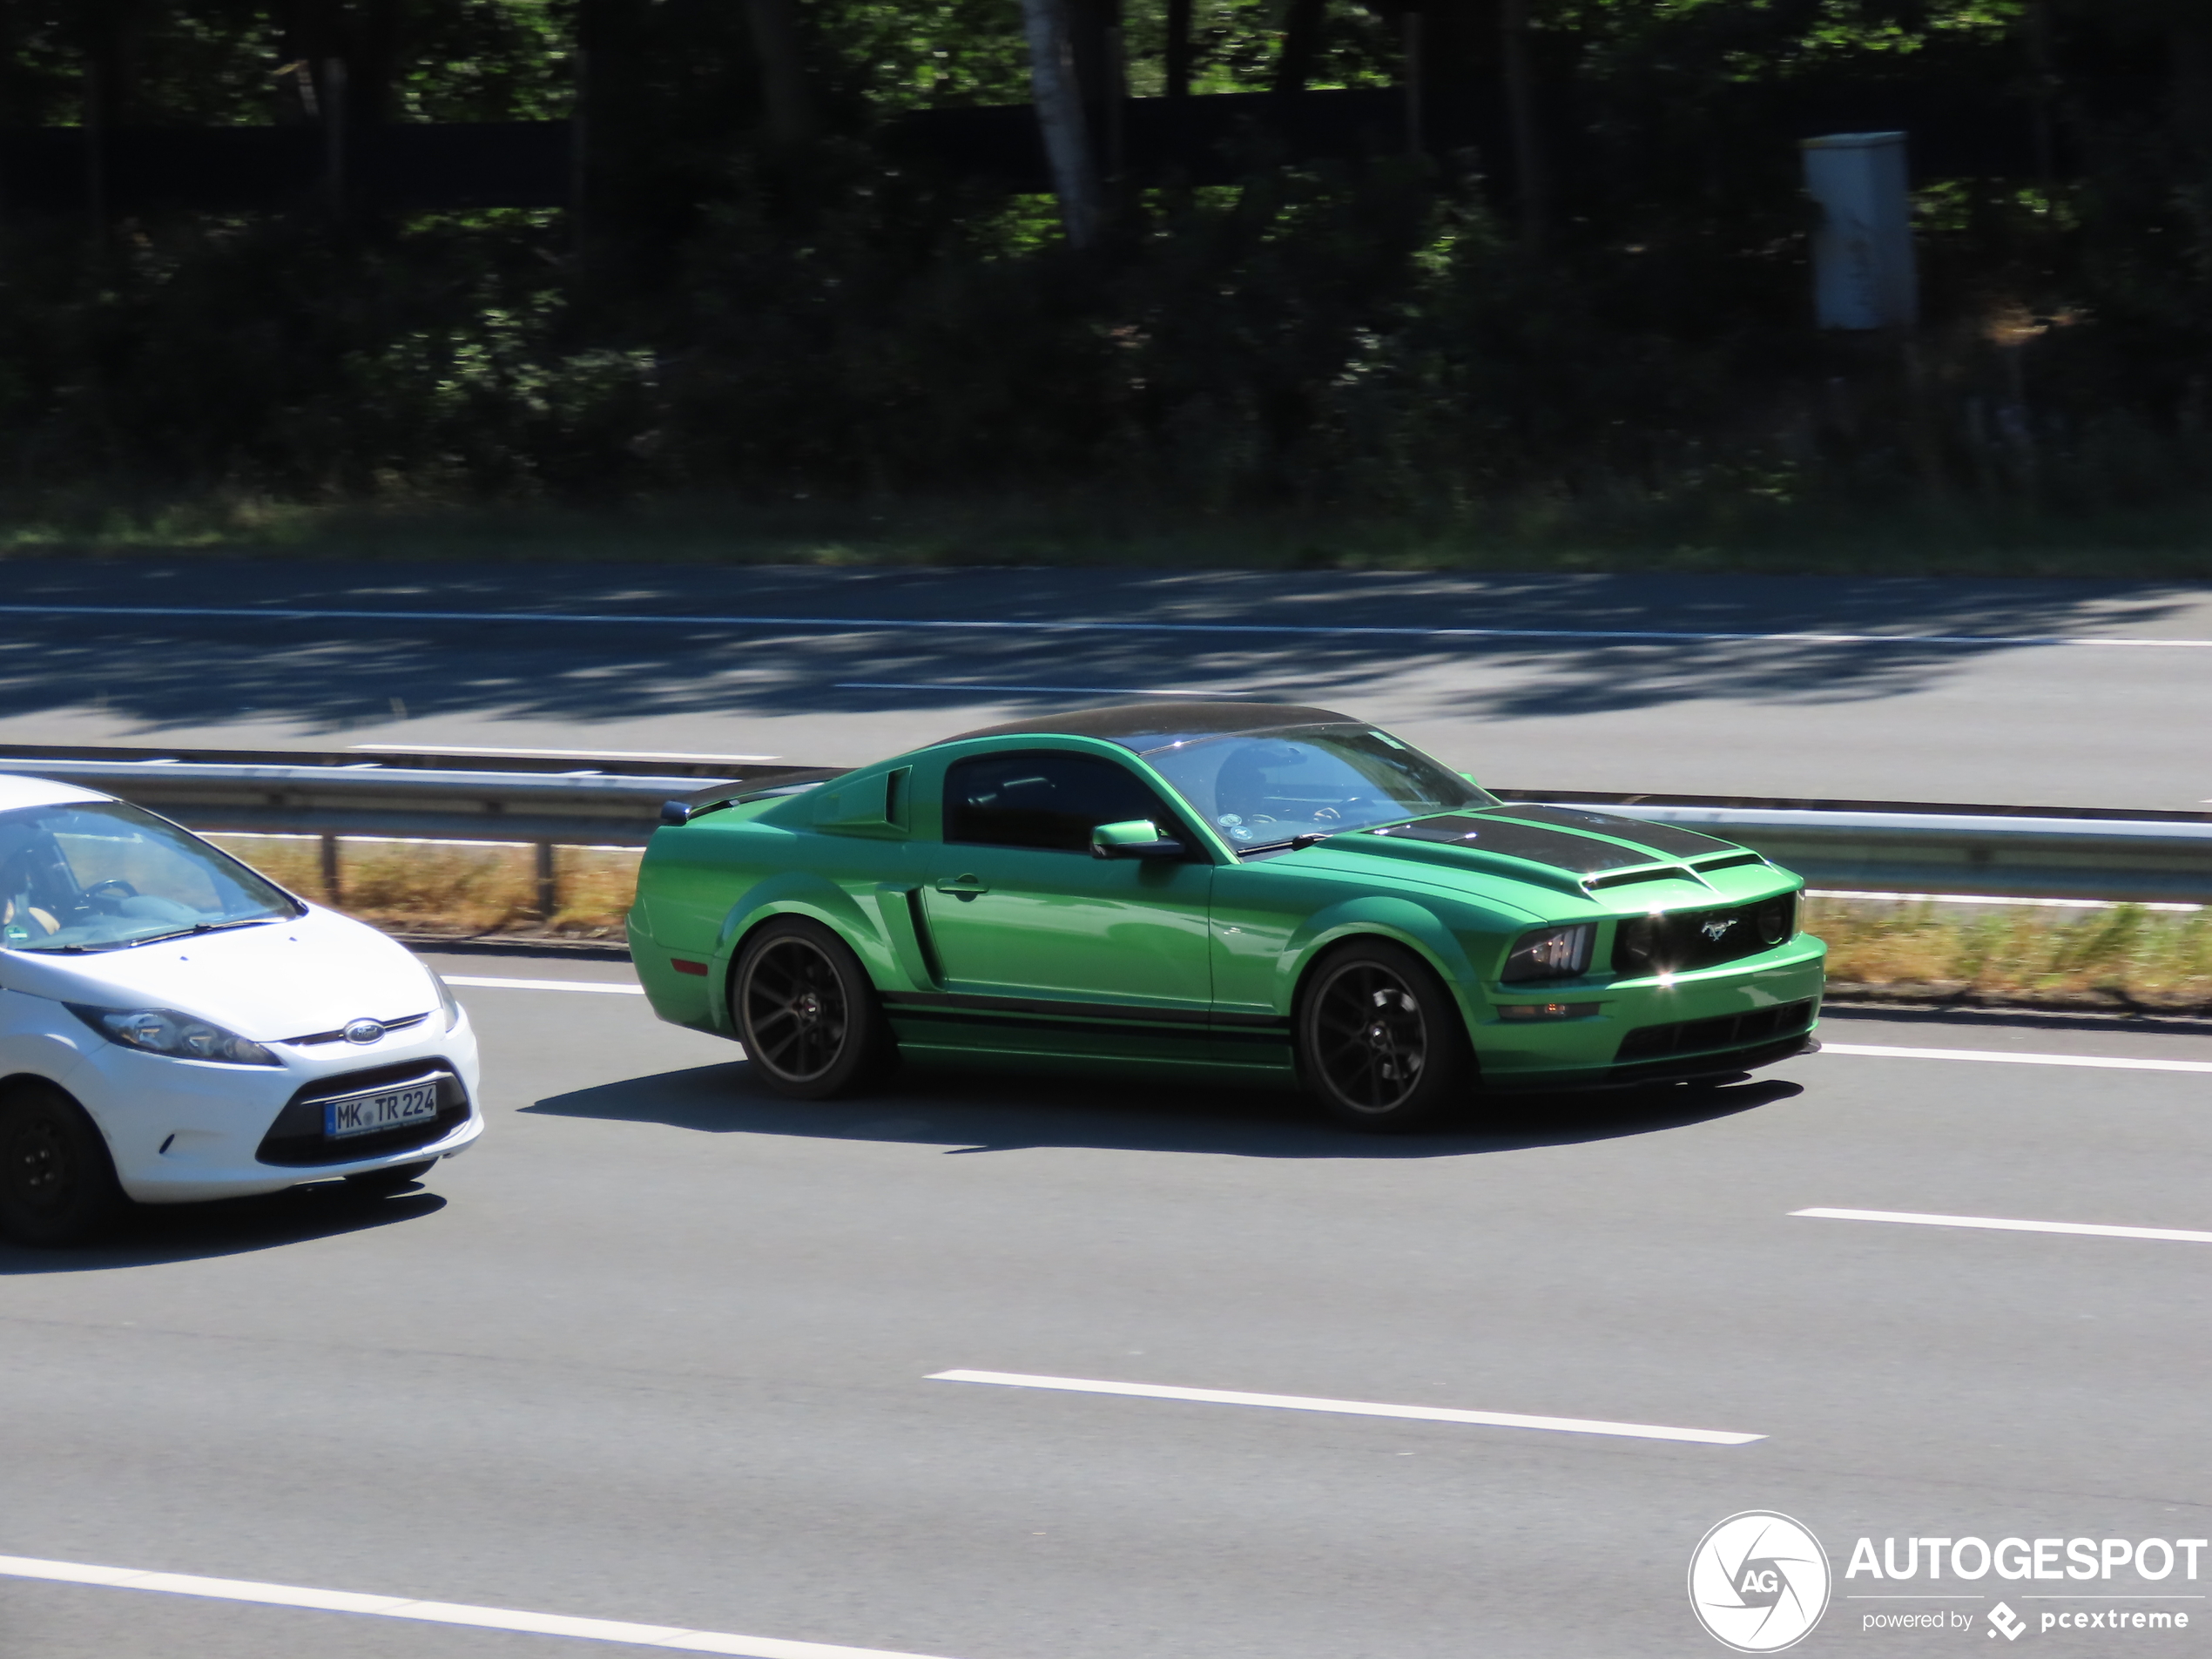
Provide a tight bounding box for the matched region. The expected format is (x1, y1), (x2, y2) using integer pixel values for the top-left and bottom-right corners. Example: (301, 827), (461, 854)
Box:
(0, 1182), (444, 1273)
(523, 1061), (1802, 1159)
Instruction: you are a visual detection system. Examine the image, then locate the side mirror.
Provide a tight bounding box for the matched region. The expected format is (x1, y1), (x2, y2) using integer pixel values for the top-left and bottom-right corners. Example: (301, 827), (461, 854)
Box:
(659, 799), (692, 826)
(1091, 819), (1185, 860)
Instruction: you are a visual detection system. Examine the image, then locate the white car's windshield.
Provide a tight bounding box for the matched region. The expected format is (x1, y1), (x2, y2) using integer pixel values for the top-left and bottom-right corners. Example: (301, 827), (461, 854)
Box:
(0, 800), (300, 954)
(1142, 724), (1499, 850)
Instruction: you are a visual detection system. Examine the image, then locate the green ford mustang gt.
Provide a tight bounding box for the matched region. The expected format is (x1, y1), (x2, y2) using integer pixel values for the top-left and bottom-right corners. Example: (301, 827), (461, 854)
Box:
(629, 701), (1825, 1130)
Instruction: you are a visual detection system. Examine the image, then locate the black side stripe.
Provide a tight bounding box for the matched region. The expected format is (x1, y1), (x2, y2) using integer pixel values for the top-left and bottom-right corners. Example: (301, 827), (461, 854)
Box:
(881, 990), (1289, 1034)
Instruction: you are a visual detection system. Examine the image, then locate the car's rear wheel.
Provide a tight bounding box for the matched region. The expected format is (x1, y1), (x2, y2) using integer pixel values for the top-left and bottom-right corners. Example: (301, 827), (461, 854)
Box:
(344, 1158), (437, 1196)
(1297, 940), (1474, 1132)
(733, 917), (887, 1100)
(0, 1082), (127, 1246)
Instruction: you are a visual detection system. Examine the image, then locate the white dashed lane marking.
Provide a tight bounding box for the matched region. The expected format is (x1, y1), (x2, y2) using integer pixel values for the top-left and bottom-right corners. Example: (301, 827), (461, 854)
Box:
(0, 1556), (958, 1658)
(926, 1370), (1764, 1445)
(1794, 1208), (2212, 1245)
(443, 975), (645, 995)
(1823, 1042), (2212, 1076)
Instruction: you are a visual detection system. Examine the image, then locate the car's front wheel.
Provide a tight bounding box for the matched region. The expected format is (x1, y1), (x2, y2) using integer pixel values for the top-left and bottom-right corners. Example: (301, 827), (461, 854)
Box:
(1297, 940), (1474, 1132)
(0, 1082), (128, 1246)
(733, 917), (888, 1100)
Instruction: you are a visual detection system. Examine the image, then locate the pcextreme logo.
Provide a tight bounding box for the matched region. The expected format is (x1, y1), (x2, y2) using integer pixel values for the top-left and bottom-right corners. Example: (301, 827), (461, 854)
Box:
(1689, 1511), (1834, 1652)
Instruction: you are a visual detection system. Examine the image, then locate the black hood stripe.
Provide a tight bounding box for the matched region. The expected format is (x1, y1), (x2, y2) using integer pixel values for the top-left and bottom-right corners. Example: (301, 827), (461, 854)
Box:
(1477, 804), (1738, 860)
(1359, 815), (1655, 874)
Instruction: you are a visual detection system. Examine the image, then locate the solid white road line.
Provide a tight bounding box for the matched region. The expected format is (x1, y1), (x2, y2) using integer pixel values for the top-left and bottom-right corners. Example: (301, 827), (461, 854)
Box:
(443, 974), (645, 995)
(443, 981), (2212, 1081)
(836, 681), (1244, 696)
(4, 600), (2211, 651)
(1794, 1207), (2212, 1244)
(927, 1370), (1763, 1445)
(0, 1555), (957, 1659)
(1824, 1042), (2212, 1075)
(352, 744), (781, 763)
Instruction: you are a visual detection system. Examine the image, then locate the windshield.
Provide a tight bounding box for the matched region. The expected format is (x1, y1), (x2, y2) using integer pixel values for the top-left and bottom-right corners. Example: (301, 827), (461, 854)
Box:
(1141, 724), (1498, 850)
(0, 800), (300, 954)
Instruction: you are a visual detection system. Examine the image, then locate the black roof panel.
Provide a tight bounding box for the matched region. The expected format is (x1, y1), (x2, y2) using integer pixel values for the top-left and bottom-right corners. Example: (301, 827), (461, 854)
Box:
(946, 700), (1359, 754)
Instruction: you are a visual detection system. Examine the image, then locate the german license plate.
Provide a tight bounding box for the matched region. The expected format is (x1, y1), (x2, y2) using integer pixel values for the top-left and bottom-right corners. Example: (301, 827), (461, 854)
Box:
(324, 1082), (439, 1140)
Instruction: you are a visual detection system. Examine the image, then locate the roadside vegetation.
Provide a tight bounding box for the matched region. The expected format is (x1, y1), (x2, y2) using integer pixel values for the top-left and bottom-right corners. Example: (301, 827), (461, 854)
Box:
(10, 1), (2212, 574)
(215, 833), (2212, 1011)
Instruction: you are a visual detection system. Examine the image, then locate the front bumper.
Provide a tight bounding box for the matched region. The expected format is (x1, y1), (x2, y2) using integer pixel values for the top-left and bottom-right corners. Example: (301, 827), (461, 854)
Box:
(1475, 938), (1826, 1092)
(75, 1010), (484, 1204)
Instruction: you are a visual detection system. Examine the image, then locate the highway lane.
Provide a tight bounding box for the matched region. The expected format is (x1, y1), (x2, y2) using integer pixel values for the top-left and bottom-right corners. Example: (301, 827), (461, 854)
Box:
(4, 963), (2210, 1658)
(1, 561), (2209, 808)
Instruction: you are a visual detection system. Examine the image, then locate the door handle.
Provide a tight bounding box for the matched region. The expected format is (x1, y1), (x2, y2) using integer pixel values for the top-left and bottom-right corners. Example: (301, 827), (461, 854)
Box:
(934, 873), (990, 895)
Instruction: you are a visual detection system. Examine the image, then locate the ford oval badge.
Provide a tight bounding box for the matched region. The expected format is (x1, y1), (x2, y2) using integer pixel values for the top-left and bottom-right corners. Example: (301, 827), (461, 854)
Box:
(341, 1018), (385, 1045)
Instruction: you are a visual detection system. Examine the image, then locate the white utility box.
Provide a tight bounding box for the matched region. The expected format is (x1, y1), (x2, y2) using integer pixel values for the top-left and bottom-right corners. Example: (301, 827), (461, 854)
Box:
(1801, 131), (1918, 330)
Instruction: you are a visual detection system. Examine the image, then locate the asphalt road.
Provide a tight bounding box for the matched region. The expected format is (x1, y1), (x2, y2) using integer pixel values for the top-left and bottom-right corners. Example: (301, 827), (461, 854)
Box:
(3, 560), (2210, 808)
(5, 960), (2210, 1658)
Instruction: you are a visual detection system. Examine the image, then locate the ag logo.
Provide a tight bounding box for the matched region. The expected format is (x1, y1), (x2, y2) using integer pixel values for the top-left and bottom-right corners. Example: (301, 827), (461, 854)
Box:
(1689, 1511), (1831, 1652)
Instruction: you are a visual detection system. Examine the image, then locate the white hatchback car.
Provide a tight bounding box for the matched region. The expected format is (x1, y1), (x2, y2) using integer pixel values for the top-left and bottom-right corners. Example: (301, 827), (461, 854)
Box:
(0, 774), (482, 1244)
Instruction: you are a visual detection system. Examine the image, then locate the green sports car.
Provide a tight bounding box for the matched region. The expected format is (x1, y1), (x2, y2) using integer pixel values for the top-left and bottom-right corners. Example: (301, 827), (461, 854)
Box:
(629, 702), (1825, 1130)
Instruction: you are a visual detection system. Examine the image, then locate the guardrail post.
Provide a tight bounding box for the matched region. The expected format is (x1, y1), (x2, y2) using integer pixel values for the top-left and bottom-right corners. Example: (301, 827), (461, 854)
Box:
(536, 841), (559, 924)
(320, 833), (342, 905)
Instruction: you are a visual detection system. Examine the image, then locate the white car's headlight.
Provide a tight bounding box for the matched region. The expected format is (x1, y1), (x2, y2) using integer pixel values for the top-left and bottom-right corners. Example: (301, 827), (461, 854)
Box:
(66, 1004), (281, 1066)
(432, 971), (464, 1032)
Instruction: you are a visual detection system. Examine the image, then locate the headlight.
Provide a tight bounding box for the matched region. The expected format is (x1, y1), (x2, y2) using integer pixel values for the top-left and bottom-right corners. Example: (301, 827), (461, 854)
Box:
(1501, 922), (1595, 982)
(66, 1004), (280, 1066)
(432, 970), (464, 1032)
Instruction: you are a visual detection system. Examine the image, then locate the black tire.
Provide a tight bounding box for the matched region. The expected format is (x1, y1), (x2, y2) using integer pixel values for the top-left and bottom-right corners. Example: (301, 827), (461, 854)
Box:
(732, 916), (888, 1100)
(343, 1158), (437, 1196)
(1296, 939), (1475, 1132)
(0, 1083), (128, 1246)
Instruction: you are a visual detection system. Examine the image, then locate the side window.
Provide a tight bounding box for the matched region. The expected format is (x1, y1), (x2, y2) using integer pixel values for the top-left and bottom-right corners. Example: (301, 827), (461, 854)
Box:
(944, 752), (1184, 853)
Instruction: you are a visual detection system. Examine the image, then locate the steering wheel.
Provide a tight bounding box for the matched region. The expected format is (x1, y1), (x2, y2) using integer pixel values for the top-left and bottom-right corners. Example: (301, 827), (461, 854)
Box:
(84, 878), (139, 905)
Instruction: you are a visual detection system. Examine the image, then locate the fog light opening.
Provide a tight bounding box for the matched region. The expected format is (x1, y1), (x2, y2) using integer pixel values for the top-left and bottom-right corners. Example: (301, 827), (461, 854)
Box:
(1498, 1002), (1600, 1022)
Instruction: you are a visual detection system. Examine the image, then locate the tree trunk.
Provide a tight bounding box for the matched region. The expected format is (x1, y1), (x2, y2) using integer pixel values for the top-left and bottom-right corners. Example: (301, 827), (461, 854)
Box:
(1165, 0), (1193, 98)
(745, 0), (816, 145)
(1499, 0), (1546, 248)
(1275, 0), (1327, 95)
(2174, 10), (2212, 167)
(1021, 0), (1103, 248)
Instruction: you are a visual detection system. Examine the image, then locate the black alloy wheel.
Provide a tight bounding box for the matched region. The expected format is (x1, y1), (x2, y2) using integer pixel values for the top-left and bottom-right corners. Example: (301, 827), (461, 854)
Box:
(1298, 940), (1474, 1132)
(733, 918), (887, 1100)
(0, 1083), (127, 1247)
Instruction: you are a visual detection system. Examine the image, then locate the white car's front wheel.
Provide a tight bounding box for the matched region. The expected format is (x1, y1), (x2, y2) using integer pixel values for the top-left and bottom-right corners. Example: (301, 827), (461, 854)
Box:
(0, 1082), (127, 1247)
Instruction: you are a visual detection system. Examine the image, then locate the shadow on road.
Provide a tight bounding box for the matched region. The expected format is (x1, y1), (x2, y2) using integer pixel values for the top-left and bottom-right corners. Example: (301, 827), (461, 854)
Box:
(0, 1182), (444, 1273)
(0, 559), (2198, 738)
(525, 1059), (1801, 1159)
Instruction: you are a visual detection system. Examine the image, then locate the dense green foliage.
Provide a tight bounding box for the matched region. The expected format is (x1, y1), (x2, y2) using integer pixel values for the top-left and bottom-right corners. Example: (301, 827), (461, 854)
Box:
(6, 0), (2209, 543)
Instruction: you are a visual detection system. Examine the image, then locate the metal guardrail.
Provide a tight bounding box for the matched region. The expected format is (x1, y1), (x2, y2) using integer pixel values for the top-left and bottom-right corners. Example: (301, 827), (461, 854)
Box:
(0, 745), (2206, 906)
(0, 747), (828, 847)
(1577, 803), (2212, 906)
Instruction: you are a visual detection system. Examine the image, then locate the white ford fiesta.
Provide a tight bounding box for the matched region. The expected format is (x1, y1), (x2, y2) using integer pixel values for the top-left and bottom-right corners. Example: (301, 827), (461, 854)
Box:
(0, 774), (482, 1245)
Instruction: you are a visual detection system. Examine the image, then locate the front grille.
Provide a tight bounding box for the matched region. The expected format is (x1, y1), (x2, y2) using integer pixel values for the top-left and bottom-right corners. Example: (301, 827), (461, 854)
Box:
(1612, 893), (1797, 975)
(255, 1060), (470, 1166)
(1615, 999), (1817, 1063)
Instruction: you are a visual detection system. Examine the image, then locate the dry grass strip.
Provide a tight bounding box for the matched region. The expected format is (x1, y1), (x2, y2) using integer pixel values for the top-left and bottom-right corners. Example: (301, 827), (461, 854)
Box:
(209, 834), (640, 941)
(207, 837), (2212, 1009)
